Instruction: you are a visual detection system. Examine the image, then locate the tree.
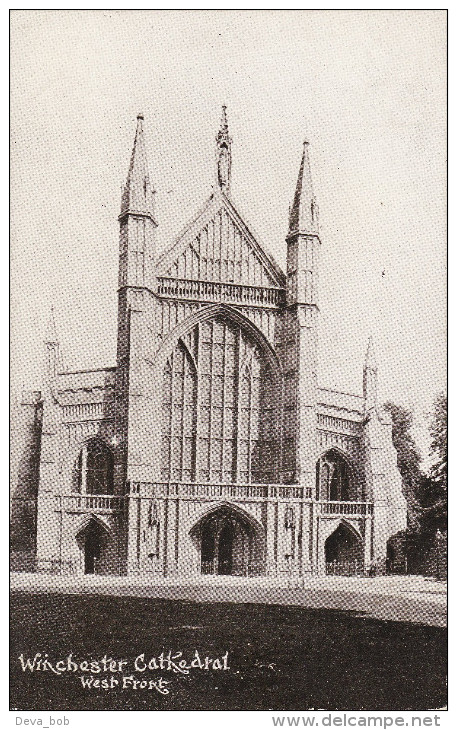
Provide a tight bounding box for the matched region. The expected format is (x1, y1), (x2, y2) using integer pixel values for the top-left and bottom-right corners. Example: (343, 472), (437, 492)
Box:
(384, 396), (447, 575)
(383, 401), (423, 529)
(430, 392), (447, 491)
(418, 392), (447, 534)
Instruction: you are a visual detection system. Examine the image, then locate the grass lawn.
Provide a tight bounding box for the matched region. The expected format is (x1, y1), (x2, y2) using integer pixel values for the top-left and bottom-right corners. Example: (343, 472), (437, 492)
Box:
(10, 591), (447, 711)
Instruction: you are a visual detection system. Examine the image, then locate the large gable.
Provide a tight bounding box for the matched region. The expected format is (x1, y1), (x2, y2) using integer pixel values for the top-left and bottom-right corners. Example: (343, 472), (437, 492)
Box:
(156, 192), (286, 289)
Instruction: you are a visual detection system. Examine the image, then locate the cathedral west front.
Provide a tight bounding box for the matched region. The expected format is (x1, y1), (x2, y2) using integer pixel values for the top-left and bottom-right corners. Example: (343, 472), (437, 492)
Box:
(11, 108), (407, 578)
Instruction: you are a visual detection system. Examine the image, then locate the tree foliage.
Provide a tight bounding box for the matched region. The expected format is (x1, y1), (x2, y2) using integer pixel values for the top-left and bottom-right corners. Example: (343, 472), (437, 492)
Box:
(430, 392), (447, 489)
(418, 392), (447, 534)
(383, 395), (447, 573)
(383, 401), (423, 529)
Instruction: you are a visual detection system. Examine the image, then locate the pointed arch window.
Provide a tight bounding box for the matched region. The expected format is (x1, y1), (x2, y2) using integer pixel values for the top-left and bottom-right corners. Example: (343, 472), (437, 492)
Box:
(76, 439), (114, 495)
(160, 340), (197, 482)
(160, 317), (279, 485)
(316, 450), (351, 502)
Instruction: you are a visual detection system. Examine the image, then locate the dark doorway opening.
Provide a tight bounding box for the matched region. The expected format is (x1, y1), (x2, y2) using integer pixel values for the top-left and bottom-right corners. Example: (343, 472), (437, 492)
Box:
(325, 523), (363, 575)
(83, 521), (104, 574)
(218, 522), (234, 575)
(197, 508), (261, 576)
(201, 526), (216, 568)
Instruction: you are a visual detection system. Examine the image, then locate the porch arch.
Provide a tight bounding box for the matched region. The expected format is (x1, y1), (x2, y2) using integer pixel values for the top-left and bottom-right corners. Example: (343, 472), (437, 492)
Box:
(188, 499), (265, 535)
(75, 513), (111, 538)
(324, 520), (364, 576)
(76, 515), (111, 575)
(190, 502), (265, 576)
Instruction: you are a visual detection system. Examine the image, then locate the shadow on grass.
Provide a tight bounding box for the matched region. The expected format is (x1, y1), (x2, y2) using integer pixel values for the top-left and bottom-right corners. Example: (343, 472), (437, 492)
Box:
(10, 591), (447, 711)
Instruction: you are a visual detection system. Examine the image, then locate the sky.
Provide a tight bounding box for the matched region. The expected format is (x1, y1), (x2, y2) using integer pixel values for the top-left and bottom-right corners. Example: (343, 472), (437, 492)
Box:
(10, 10), (446, 464)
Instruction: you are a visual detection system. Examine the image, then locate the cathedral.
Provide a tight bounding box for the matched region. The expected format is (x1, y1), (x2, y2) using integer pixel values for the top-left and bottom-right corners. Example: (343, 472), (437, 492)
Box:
(11, 108), (407, 578)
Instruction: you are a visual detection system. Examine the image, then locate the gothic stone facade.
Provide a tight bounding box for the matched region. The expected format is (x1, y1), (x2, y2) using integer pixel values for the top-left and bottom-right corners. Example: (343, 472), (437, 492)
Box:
(11, 110), (407, 578)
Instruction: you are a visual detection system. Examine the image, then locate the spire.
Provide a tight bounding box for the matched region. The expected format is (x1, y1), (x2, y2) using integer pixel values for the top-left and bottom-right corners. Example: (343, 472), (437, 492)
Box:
(118, 115), (157, 292)
(285, 140), (321, 307)
(363, 336), (378, 411)
(216, 105), (232, 194)
(220, 104), (228, 132)
(120, 114), (155, 220)
(288, 141), (319, 237)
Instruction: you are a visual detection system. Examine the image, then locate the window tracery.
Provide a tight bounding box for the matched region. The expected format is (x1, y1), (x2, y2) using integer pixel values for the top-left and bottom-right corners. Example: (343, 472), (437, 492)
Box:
(160, 317), (278, 484)
(76, 439), (114, 495)
(316, 449), (352, 501)
(160, 341), (197, 482)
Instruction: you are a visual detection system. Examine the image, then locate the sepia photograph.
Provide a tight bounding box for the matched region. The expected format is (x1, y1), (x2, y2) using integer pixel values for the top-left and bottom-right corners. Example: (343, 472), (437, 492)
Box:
(10, 9), (447, 716)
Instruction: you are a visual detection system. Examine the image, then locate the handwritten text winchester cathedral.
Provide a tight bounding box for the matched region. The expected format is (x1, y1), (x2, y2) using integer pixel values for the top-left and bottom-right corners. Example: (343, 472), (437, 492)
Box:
(11, 109), (407, 578)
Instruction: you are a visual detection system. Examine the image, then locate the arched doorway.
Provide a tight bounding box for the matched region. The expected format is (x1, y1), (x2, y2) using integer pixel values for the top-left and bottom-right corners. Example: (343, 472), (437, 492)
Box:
(195, 507), (263, 576)
(325, 523), (363, 575)
(77, 519), (108, 575)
